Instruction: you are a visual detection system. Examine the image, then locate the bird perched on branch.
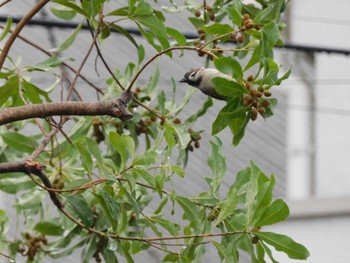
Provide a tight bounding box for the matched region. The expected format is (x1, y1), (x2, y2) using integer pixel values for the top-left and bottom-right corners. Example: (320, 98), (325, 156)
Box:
(179, 67), (232, 100)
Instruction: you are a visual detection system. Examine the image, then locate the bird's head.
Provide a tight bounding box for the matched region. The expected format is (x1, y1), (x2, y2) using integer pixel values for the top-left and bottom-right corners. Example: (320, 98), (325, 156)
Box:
(179, 67), (205, 88)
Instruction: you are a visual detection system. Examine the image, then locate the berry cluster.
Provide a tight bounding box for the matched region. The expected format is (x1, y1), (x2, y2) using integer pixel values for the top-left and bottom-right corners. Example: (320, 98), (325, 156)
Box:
(242, 74), (272, 121)
(186, 128), (202, 152)
(194, 4), (216, 21)
(230, 13), (260, 44)
(193, 4), (219, 60)
(18, 233), (48, 261)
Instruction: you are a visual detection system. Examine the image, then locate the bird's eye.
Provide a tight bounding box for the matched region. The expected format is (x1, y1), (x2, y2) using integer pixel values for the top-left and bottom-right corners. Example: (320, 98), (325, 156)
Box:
(189, 71), (197, 80)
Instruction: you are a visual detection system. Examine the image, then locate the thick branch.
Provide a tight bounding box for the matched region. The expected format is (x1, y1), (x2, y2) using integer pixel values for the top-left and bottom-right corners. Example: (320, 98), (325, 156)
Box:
(0, 91), (133, 125)
(0, 0), (50, 69)
(0, 160), (63, 208)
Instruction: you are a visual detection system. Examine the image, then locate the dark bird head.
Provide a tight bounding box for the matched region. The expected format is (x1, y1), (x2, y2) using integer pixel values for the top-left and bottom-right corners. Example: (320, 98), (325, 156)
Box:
(179, 68), (204, 88)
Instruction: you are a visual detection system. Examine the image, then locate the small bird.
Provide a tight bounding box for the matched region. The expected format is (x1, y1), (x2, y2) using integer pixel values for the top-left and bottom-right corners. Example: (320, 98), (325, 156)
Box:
(179, 67), (233, 100)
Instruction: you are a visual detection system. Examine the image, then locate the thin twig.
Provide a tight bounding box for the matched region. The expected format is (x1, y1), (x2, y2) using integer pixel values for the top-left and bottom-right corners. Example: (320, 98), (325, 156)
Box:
(0, 0), (50, 69)
(86, 20), (125, 90)
(0, 0), (12, 8)
(65, 22), (102, 100)
(0, 251), (14, 262)
(0, 24), (105, 95)
(28, 117), (68, 160)
(145, 240), (181, 256)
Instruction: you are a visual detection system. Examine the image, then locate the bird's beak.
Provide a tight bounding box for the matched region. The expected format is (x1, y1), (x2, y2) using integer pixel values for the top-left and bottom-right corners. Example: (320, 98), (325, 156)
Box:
(179, 77), (187, 83)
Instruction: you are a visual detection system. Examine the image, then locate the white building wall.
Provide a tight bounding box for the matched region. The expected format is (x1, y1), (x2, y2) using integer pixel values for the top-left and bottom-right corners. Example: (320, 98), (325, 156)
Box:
(269, 0), (350, 262)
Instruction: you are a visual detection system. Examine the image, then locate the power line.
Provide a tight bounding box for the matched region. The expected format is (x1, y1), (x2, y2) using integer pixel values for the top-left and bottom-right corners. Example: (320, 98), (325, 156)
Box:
(1, 16), (350, 56)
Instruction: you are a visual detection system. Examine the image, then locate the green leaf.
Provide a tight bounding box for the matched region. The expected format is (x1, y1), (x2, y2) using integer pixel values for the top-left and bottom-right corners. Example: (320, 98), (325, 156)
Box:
(245, 41), (263, 71)
(82, 235), (98, 263)
(176, 196), (199, 222)
(262, 21), (280, 55)
(119, 183), (140, 218)
(171, 165), (185, 177)
(132, 150), (158, 167)
(150, 216), (180, 236)
(134, 0), (153, 16)
(0, 175), (35, 194)
(138, 45), (145, 64)
(93, 189), (120, 230)
(215, 184), (238, 226)
(253, 1), (283, 24)
(256, 199), (290, 227)
(85, 137), (103, 164)
(256, 232), (310, 260)
(274, 67), (291, 86)
(27, 56), (74, 72)
(203, 23), (234, 35)
(2, 132), (39, 153)
(110, 24), (139, 49)
(50, 22), (82, 52)
(34, 221), (64, 236)
(50, 5), (76, 20)
(214, 57), (243, 80)
(185, 97), (213, 124)
(230, 110), (250, 146)
(212, 98), (240, 135)
(52, 0), (88, 17)
(136, 22), (161, 51)
(256, 241), (267, 263)
(0, 16), (12, 41)
(106, 7), (129, 16)
(109, 132), (135, 169)
(262, 58), (279, 85)
(212, 77), (246, 98)
(259, 240), (279, 263)
(65, 194), (94, 227)
(225, 6), (242, 26)
(164, 122), (191, 150)
(166, 27), (187, 46)
(212, 241), (236, 263)
(245, 162), (260, 225)
(21, 79), (51, 103)
(135, 15), (167, 39)
(50, 238), (86, 258)
(82, 0), (103, 17)
(15, 190), (45, 209)
(0, 75), (18, 106)
(208, 138), (226, 196)
(75, 138), (93, 175)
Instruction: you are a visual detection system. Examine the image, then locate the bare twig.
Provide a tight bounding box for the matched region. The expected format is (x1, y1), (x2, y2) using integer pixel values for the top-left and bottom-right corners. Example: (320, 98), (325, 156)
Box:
(0, 0), (50, 69)
(0, 25), (105, 95)
(0, 0), (12, 8)
(0, 251), (14, 262)
(65, 29), (100, 101)
(145, 240), (181, 256)
(29, 117), (68, 160)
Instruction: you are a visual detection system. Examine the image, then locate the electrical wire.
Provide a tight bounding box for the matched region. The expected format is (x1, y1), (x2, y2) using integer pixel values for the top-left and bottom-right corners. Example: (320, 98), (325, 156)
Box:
(1, 16), (350, 55)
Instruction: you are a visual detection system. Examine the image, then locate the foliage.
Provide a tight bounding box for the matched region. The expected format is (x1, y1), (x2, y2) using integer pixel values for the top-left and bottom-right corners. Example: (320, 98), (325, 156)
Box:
(0, 0), (308, 262)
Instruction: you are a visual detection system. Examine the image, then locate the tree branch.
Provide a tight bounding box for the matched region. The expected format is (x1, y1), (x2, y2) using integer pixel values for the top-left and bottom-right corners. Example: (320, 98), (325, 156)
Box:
(0, 0), (50, 69)
(0, 160), (63, 208)
(0, 91), (133, 125)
